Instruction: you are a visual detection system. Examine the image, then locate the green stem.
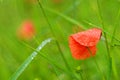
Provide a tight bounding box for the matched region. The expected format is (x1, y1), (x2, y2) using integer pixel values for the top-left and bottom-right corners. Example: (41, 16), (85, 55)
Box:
(87, 47), (106, 80)
(33, 37), (65, 80)
(10, 38), (52, 80)
(97, 0), (111, 80)
(109, 5), (120, 80)
(110, 7), (120, 44)
(37, 0), (69, 70)
(33, 36), (40, 45)
(36, 0), (81, 79)
(21, 40), (71, 75)
(82, 20), (120, 43)
(44, 7), (120, 43)
(51, 64), (61, 80)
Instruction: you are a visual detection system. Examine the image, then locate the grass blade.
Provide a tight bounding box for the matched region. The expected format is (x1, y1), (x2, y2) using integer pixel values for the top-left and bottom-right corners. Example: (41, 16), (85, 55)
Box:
(109, 3), (120, 80)
(37, 0), (81, 80)
(44, 7), (86, 30)
(10, 38), (52, 80)
(96, 0), (111, 80)
(55, 0), (81, 21)
(44, 7), (120, 43)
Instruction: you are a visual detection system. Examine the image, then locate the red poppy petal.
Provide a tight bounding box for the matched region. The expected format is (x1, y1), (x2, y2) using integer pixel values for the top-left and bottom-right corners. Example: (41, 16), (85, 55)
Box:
(18, 20), (35, 40)
(69, 36), (96, 60)
(71, 28), (102, 46)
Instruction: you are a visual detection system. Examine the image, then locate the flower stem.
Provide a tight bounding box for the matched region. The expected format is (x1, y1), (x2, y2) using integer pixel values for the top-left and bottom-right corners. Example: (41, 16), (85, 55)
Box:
(109, 5), (120, 80)
(96, 0), (111, 80)
(36, 0), (81, 79)
(87, 47), (106, 80)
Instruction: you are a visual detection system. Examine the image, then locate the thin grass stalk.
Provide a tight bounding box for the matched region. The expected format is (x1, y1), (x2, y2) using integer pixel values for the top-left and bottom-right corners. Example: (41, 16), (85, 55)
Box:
(44, 7), (120, 43)
(24, 39), (80, 79)
(33, 36), (64, 80)
(50, 64), (61, 80)
(96, 0), (111, 80)
(55, 0), (81, 21)
(72, 0), (85, 79)
(36, 0), (81, 79)
(110, 7), (120, 44)
(82, 20), (120, 43)
(109, 6), (120, 80)
(36, 0), (70, 70)
(33, 36), (40, 45)
(21, 41), (72, 76)
(87, 47), (106, 80)
(10, 38), (52, 80)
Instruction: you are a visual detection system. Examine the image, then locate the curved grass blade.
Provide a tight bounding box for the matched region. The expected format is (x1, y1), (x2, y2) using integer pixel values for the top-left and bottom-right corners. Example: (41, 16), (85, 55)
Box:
(96, 0), (111, 80)
(55, 0), (81, 21)
(44, 7), (86, 30)
(37, 1), (82, 80)
(23, 41), (80, 80)
(109, 4), (120, 80)
(87, 47), (106, 80)
(10, 38), (52, 80)
(83, 20), (120, 43)
(44, 7), (120, 43)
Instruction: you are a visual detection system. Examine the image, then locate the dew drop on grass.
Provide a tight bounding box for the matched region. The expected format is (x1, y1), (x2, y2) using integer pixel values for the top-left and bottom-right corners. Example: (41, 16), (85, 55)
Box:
(10, 38), (52, 80)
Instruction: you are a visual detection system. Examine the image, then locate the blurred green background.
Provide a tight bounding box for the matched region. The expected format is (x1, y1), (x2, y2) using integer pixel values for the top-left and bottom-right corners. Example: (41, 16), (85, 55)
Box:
(0, 0), (120, 80)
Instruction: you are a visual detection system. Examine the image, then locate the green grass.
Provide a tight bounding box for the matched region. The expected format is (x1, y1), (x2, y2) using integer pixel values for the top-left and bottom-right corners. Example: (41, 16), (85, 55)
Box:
(0, 0), (120, 80)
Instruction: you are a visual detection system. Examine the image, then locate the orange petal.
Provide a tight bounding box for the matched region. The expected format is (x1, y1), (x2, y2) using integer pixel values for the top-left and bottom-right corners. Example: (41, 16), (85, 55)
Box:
(71, 28), (102, 46)
(69, 36), (96, 60)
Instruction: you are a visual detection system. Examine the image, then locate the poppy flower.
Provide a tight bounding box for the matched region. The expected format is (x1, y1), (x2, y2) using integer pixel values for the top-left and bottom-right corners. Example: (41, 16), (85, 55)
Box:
(17, 20), (35, 40)
(69, 28), (102, 60)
